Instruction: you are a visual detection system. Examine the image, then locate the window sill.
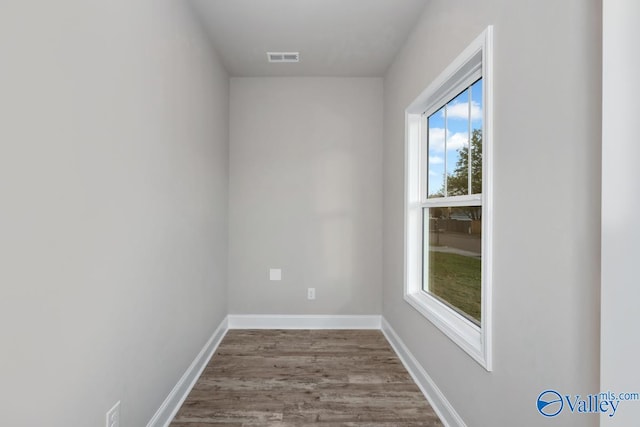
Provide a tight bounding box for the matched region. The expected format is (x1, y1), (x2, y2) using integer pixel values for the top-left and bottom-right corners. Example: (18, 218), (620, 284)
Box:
(404, 290), (491, 370)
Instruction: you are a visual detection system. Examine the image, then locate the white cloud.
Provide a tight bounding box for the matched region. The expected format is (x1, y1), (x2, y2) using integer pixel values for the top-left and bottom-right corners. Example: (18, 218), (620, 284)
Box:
(447, 132), (468, 151)
(429, 155), (444, 165)
(429, 128), (445, 151)
(428, 127), (468, 152)
(444, 100), (482, 121)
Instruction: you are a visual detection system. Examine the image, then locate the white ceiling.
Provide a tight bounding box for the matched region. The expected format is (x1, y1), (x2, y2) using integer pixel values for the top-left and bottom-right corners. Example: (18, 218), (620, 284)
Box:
(188, 0), (428, 77)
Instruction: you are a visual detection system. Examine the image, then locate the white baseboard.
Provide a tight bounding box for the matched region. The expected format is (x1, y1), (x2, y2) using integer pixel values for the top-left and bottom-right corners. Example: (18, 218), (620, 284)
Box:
(227, 314), (381, 330)
(381, 317), (466, 427)
(146, 316), (229, 427)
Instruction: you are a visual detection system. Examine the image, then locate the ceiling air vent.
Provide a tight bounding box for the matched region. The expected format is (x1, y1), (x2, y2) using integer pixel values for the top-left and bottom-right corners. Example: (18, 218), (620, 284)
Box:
(267, 52), (300, 63)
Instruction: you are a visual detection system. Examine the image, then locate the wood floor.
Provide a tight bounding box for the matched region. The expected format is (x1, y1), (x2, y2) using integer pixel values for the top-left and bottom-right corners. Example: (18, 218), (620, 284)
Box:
(170, 329), (443, 426)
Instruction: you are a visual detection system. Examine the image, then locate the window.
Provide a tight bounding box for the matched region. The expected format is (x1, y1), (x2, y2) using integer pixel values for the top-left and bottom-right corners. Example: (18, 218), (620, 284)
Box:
(405, 27), (493, 370)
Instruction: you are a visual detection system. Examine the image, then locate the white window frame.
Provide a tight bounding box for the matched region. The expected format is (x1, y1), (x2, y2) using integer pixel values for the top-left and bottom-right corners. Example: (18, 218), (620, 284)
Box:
(404, 26), (493, 370)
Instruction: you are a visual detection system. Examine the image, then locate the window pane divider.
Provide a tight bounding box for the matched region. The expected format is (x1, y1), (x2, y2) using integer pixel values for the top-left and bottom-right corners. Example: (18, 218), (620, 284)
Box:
(444, 105), (448, 196)
(468, 85), (473, 195)
(421, 194), (481, 206)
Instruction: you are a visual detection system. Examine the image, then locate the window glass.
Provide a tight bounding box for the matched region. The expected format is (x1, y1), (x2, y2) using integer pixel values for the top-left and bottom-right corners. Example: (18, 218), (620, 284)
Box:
(423, 206), (482, 324)
(444, 89), (470, 196)
(470, 79), (483, 194)
(427, 107), (445, 198)
(422, 78), (483, 324)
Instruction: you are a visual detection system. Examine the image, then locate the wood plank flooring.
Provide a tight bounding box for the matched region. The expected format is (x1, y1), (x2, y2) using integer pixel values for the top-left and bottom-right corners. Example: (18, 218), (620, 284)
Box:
(170, 329), (443, 426)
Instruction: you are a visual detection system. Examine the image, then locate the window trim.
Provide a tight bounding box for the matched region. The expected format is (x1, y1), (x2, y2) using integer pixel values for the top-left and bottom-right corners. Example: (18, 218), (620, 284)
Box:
(404, 26), (493, 371)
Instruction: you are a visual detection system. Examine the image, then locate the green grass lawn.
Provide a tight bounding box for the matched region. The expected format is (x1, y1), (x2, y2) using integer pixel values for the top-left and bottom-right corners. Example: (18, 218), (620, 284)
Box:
(428, 251), (481, 323)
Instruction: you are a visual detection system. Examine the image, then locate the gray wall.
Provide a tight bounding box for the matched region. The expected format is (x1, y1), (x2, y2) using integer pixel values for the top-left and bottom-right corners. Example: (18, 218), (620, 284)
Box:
(382, 1), (601, 425)
(229, 78), (383, 315)
(0, 1), (229, 426)
(601, 0), (640, 425)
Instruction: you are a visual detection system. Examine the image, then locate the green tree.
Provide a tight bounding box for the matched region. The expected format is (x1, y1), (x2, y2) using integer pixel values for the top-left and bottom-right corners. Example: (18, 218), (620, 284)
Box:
(443, 129), (482, 220)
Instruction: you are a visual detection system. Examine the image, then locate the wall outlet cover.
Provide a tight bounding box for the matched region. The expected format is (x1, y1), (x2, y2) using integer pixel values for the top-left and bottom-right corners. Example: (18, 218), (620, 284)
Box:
(269, 268), (282, 281)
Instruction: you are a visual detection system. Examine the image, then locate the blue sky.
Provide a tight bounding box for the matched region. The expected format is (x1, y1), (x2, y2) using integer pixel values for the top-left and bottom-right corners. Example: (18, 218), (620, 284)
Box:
(427, 78), (483, 197)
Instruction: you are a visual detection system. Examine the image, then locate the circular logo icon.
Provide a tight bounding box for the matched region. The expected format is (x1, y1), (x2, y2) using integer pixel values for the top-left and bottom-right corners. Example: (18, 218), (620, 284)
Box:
(537, 390), (563, 417)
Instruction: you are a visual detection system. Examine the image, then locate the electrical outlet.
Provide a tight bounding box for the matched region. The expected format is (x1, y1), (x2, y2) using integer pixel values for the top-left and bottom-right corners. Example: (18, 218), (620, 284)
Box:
(307, 287), (316, 300)
(106, 401), (120, 427)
